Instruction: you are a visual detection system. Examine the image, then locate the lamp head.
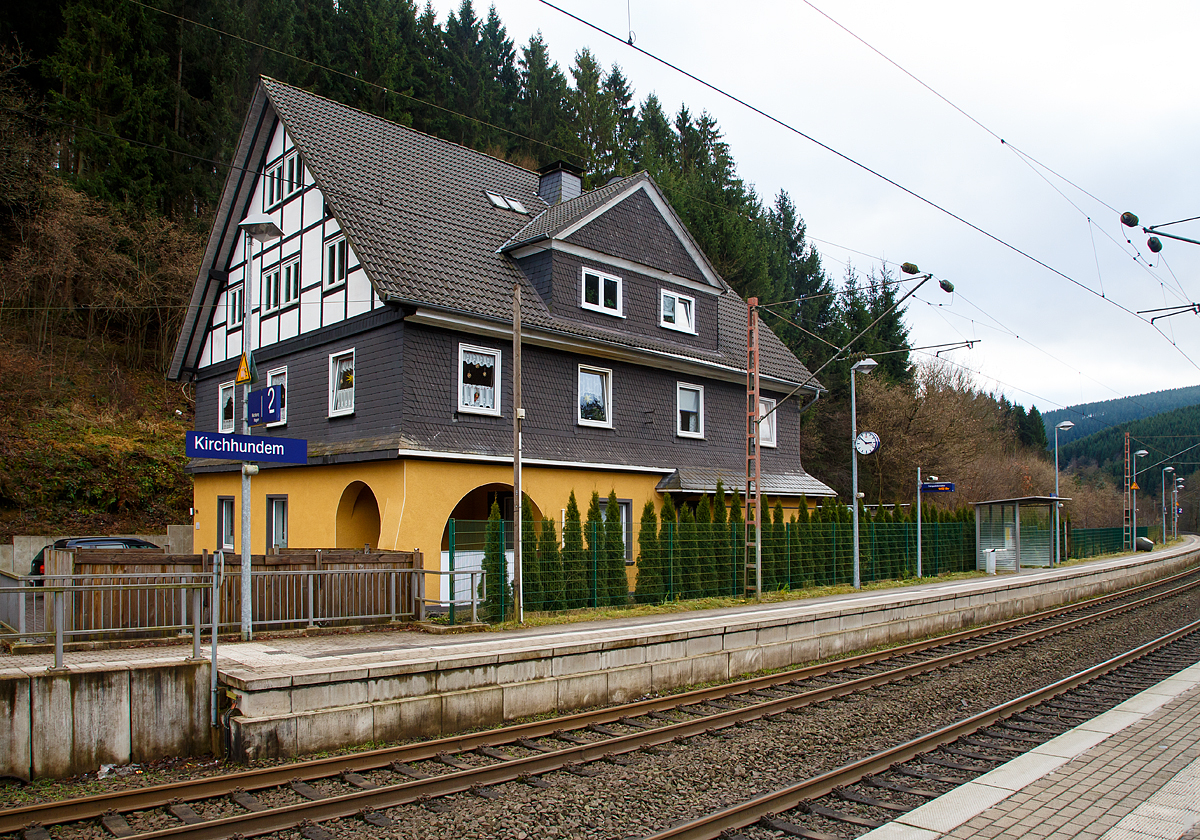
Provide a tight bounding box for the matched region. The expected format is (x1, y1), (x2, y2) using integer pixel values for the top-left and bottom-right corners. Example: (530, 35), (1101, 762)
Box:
(239, 212), (283, 243)
(1055, 420), (1075, 431)
(1165, 467), (1175, 474)
(852, 358), (879, 375)
(1134, 449), (1149, 458)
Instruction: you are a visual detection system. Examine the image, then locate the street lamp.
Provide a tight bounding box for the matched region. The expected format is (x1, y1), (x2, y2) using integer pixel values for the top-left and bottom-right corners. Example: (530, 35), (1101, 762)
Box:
(850, 358), (879, 590)
(1053, 420), (1074, 566)
(1162, 467), (1175, 544)
(236, 212), (283, 640)
(1132, 449), (1149, 549)
(1176, 478), (1185, 540)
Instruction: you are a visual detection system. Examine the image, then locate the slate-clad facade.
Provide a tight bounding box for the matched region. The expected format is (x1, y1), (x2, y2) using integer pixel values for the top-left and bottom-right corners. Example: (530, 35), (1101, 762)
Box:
(170, 77), (835, 597)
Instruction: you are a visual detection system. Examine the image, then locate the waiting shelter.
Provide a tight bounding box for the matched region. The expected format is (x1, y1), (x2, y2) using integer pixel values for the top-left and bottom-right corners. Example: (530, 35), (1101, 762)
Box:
(974, 496), (1069, 572)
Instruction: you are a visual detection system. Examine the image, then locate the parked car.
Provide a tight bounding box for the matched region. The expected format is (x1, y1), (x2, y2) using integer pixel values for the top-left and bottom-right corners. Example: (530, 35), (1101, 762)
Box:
(29, 537), (161, 583)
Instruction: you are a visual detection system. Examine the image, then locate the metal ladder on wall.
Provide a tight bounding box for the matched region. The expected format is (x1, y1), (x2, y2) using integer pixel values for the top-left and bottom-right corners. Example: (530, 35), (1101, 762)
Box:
(1123, 432), (1133, 551)
(745, 299), (761, 599)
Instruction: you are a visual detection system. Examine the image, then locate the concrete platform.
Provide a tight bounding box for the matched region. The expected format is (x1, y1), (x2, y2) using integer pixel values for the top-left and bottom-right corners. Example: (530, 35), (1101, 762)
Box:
(2, 537), (1197, 777)
(862, 656), (1200, 839)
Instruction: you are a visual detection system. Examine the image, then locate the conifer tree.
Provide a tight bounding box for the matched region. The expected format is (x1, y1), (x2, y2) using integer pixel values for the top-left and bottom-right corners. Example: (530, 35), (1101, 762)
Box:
(695, 495), (714, 596)
(481, 500), (509, 621)
(658, 494), (678, 600)
(677, 504), (697, 599)
(584, 490), (604, 607)
(713, 482), (729, 597)
(728, 491), (743, 595)
(537, 515), (563, 612)
(520, 494), (539, 612)
(772, 501), (786, 590)
(562, 491), (586, 609)
(604, 489), (626, 606)
(633, 500), (660, 603)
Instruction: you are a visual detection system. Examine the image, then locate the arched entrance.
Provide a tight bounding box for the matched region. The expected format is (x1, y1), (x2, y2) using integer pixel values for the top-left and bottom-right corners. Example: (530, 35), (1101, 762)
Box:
(437, 484), (544, 608)
(336, 481), (381, 550)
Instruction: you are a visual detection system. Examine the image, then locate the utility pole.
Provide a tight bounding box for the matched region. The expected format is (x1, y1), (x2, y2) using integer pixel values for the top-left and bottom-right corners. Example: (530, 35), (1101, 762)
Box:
(512, 283), (523, 623)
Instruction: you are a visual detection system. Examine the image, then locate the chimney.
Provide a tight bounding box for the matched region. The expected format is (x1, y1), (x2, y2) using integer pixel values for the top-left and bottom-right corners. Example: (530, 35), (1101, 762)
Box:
(537, 160), (584, 206)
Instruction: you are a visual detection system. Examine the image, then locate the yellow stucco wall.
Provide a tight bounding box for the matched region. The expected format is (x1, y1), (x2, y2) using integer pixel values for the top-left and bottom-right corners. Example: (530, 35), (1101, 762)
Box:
(191, 459), (818, 602)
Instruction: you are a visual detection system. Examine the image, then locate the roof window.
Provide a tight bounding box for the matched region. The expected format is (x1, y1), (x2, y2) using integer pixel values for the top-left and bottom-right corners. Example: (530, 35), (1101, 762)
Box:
(485, 191), (530, 214)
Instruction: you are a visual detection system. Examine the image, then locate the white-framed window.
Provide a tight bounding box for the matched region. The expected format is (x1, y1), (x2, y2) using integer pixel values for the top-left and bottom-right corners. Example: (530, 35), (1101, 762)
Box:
(267, 366), (287, 426)
(218, 381), (236, 433)
(758, 397), (778, 448)
(458, 344), (501, 415)
(262, 265), (282, 312)
(329, 349), (355, 416)
(218, 497), (235, 552)
(263, 160), (284, 209)
(581, 268), (623, 317)
(578, 365), (612, 428)
(282, 257), (300, 306)
(267, 495), (288, 551)
(227, 283), (244, 329)
(325, 236), (348, 289)
(284, 151), (303, 197)
(677, 383), (704, 438)
(602, 498), (634, 562)
(660, 289), (696, 334)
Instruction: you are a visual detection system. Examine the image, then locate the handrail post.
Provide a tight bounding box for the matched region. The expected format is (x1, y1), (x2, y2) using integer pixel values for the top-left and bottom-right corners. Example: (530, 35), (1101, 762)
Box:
(471, 571), (478, 625)
(212, 553), (222, 727)
(389, 570), (396, 622)
(53, 588), (64, 670)
(307, 572), (315, 628)
(448, 519), (456, 626)
(192, 584), (202, 660)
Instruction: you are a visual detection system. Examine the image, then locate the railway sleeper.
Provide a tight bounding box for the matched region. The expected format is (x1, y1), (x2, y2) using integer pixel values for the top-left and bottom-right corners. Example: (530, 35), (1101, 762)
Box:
(476, 745), (515, 761)
(802, 802), (885, 829)
(889, 765), (969, 785)
(516, 737), (554, 752)
(100, 812), (134, 838)
(290, 779), (326, 800)
(759, 815), (841, 839)
(298, 819), (334, 840)
(340, 771), (378, 789)
(361, 808), (396, 828)
(21, 826), (52, 840)
(834, 786), (911, 812)
(940, 745), (1008, 763)
(862, 776), (941, 798)
(166, 802), (203, 824)
(229, 789), (266, 811)
(389, 761), (430, 779)
(921, 755), (992, 773)
(960, 736), (1025, 754)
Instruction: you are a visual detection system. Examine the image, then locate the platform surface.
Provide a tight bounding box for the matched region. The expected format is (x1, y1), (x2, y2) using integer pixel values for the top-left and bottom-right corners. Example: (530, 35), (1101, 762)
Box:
(863, 660), (1200, 840)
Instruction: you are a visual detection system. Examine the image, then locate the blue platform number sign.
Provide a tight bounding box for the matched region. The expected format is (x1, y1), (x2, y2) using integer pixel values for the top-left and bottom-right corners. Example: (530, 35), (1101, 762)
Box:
(248, 385), (283, 426)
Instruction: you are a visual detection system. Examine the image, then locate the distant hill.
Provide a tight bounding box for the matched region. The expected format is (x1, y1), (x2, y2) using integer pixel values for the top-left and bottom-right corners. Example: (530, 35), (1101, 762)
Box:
(1042, 384), (1200, 442)
(1057, 402), (1200, 483)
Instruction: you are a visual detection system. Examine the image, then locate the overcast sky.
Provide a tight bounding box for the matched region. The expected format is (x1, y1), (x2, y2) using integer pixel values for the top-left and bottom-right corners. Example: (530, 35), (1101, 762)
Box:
(431, 0), (1200, 413)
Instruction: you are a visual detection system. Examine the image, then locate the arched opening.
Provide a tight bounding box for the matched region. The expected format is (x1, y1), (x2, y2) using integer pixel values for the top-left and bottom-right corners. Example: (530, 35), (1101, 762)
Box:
(437, 484), (544, 608)
(335, 481), (381, 550)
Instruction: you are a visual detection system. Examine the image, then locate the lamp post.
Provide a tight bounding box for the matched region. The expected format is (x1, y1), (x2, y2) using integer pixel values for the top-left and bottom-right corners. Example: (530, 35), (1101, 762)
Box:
(1175, 478), (1185, 540)
(1162, 467), (1175, 544)
(236, 212), (283, 640)
(1132, 449), (1149, 548)
(850, 358), (878, 590)
(1053, 421), (1074, 566)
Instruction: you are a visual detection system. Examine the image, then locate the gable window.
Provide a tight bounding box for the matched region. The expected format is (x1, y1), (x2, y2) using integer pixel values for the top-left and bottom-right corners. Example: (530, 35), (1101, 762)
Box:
(262, 265), (282, 312)
(325, 236), (348, 289)
(227, 283), (244, 329)
(218, 497), (235, 552)
(282, 257), (300, 307)
(219, 381), (236, 433)
(263, 161), (284, 209)
(677, 383), (704, 438)
(329, 349), (355, 416)
(581, 268), (622, 317)
(578, 365), (612, 428)
(267, 366), (287, 426)
(758, 397), (778, 448)
(660, 289), (696, 334)
(458, 344), (500, 415)
(284, 151), (303, 197)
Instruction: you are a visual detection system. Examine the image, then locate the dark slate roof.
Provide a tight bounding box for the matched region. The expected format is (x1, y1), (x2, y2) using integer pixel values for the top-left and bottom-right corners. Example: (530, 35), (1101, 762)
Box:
(656, 467), (836, 498)
(169, 77), (823, 392)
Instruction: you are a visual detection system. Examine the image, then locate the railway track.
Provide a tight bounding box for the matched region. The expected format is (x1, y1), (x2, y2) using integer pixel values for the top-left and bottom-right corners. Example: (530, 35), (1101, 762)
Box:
(3, 568), (1199, 840)
(639, 619), (1200, 840)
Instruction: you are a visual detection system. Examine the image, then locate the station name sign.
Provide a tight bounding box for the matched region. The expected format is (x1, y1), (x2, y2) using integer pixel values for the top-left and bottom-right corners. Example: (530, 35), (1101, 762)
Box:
(920, 481), (956, 493)
(186, 431), (308, 464)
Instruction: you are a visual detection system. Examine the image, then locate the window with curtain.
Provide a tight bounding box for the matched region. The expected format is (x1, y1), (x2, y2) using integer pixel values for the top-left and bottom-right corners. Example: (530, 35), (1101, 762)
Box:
(267, 367), (287, 426)
(677, 383), (703, 437)
(459, 344), (500, 414)
(219, 382), (235, 433)
(330, 349), (355, 416)
(759, 397), (777, 447)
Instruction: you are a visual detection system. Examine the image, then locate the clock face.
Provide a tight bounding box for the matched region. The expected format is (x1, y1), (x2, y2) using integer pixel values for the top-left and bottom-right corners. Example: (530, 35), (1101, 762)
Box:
(855, 431), (881, 455)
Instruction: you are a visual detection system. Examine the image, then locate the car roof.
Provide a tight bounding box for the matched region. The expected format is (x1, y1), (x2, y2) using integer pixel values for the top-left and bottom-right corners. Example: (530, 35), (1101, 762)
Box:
(52, 537), (159, 548)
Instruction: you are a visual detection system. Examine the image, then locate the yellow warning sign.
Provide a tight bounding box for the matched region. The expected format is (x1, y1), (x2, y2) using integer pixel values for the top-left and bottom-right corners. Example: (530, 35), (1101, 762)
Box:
(1130, 481), (1139, 491)
(235, 352), (254, 385)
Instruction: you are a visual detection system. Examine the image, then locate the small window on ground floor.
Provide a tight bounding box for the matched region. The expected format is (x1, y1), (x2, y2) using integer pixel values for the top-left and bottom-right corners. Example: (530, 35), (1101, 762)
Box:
(218, 496), (235, 552)
(267, 495), (288, 552)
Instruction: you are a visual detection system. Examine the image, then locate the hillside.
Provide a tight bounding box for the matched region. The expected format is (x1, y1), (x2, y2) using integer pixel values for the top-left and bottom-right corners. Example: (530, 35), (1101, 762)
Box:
(0, 329), (194, 541)
(1057, 402), (1200, 485)
(1042, 384), (1200, 442)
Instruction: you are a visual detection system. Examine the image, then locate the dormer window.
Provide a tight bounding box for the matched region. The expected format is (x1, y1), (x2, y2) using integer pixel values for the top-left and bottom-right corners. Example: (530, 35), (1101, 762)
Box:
(660, 290), (696, 334)
(581, 268), (622, 317)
